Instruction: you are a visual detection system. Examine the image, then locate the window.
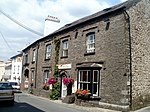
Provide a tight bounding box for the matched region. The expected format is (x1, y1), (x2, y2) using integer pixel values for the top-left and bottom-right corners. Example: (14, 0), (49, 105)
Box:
(13, 66), (15, 74)
(17, 65), (20, 74)
(24, 54), (28, 64)
(43, 70), (50, 83)
(32, 49), (36, 62)
(62, 40), (68, 57)
(31, 71), (35, 83)
(86, 33), (95, 53)
(45, 44), (52, 59)
(17, 57), (21, 62)
(78, 69), (100, 96)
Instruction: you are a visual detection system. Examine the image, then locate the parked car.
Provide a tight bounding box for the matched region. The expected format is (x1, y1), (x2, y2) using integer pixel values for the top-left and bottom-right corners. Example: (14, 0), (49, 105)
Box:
(0, 82), (14, 106)
(9, 81), (21, 93)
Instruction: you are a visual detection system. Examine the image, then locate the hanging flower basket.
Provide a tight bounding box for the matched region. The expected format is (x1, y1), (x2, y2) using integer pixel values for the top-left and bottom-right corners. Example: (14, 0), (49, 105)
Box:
(63, 77), (74, 86)
(48, 78), (57, 85)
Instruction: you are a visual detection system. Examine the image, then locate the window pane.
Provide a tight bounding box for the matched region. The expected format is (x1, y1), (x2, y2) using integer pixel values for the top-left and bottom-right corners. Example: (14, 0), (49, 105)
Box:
(62, 40), (68, 57)
(88, 71), (91, 82)
(46, 45), (51, 59)
(83, 71), (87, 81)
(93, 70), (98, 82)
(43, 70), (50, 83)
(93, 83), (98, 94)
(88, 83), (91, 91)
(83, 83), (87, 90)
(86, 33), (95, 52)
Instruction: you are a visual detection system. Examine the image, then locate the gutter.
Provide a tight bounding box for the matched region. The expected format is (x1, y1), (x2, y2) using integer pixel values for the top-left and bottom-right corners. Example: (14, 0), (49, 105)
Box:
(124, 10), (132, 110)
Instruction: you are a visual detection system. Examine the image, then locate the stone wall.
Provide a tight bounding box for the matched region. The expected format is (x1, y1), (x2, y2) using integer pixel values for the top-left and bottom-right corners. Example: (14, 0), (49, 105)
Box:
(22, 4), (134, 107)
(49, 12), (129, 105)
(127, 0), (150, 109)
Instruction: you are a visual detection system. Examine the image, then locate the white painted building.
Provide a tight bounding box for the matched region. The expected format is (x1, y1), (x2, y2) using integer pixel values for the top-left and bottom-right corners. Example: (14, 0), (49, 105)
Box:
(0, 60), (5, 81)
(10, 54), (22, 84)
(2, 60), (12, 81)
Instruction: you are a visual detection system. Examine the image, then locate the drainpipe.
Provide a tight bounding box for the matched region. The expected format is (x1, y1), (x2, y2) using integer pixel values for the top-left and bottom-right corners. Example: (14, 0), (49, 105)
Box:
(35, 43), (39, 88)
(124, 10), (132, 110)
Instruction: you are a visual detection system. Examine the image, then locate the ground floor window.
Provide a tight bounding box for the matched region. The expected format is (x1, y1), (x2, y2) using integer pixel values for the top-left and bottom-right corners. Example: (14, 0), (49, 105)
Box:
(78, 69), (100, 96)
(43, 70), (50, 83)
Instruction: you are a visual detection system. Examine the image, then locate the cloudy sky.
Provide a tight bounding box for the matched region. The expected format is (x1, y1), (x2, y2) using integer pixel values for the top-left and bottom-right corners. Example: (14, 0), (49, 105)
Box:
(0, 0), (126, 62)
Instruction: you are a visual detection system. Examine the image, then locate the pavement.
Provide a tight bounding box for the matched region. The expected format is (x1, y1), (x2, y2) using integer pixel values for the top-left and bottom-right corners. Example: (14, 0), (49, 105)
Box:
(24, 92), (150, 112)
(134, 106), (150, 112)
(24, 93), (120, 112)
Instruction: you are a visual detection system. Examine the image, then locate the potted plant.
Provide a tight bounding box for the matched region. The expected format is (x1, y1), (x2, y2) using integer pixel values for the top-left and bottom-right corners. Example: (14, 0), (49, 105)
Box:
(75, 89), (91, 100)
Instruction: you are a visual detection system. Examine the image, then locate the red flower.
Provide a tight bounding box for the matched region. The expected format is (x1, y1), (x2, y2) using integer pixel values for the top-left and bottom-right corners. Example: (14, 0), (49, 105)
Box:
(75, 89), (91, 96)
(63, 77), (74, 86)
(48, 78), (57, 85)
(81, 90), (88, 95)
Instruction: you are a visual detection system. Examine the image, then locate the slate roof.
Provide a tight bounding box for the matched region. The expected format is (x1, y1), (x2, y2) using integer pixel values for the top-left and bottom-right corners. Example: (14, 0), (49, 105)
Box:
(22, 0), (140, 51)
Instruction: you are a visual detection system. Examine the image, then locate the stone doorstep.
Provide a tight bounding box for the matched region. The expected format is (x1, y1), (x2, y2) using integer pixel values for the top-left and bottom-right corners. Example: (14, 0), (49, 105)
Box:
(88, 101), (130, 112)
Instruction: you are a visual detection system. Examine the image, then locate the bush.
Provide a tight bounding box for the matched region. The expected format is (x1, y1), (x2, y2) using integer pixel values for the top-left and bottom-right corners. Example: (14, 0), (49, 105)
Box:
(49, 82), (60, 100)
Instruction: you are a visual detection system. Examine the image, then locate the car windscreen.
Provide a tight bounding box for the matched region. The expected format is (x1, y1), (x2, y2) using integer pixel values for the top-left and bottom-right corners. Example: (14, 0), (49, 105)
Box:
(0, 83), (13, 90)
(10, 82), (18, 86)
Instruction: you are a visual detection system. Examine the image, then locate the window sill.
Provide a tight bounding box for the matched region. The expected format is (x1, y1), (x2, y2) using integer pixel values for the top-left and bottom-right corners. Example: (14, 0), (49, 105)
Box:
(23, 63), (29, 66)
(84, 52), (95, 56)
(31, 61), (35, 64)
(90, 96), (101, 101)
(44, 58), (50, 61)
(61, 56), (68, 59)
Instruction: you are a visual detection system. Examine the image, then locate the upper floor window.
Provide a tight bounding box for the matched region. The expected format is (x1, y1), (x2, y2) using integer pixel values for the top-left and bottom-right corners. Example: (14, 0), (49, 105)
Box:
(62, 40), (68, 57)
(24, 54), (28, 64)
(32, 49), (36, 62)
(45, 44), (52, 60)
(13, 65), (15, 74)
(17, 65), (20, 74)
(86, 32), (95, 53)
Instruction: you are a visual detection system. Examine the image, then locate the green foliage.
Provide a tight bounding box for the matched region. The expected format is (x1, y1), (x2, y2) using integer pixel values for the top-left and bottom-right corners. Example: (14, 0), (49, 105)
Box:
(54, 39), (60, 64)
(53, 65), (59, 78)
(49, 39), (61, 100)
(49, 82), (61, 100)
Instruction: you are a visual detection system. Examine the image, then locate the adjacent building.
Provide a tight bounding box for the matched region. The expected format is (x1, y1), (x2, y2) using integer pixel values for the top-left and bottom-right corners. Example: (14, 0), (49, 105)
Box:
(0, 60), (5, 81)
(10, 54), (22, 84)
(3, 60), (12, 81)
(21, 0), (150, 111)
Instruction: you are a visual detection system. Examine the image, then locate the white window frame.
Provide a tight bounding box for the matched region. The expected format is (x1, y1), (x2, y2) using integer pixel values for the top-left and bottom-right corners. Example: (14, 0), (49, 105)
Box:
(13, 65), (15, 74)
(93, 70), (99, 96)
(17, 65), (20, 74)
(44, 70), (50, 83)
(31, 70), (35, 82)
(78, 69), (100, 97)
(62, 40), (68, 57)
(45, 44), (52, 59)
(78, 70), (91, 90)
(86, 33), (95, 53)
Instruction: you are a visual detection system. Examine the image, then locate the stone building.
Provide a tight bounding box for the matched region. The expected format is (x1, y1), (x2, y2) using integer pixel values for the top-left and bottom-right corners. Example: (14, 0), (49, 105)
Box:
(21, 0), (150, 111)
